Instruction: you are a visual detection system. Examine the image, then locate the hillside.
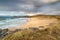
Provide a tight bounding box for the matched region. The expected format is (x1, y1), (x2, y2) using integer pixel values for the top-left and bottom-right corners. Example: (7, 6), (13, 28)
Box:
(2, 22), (60, 40)
(2, 16), (60, 40)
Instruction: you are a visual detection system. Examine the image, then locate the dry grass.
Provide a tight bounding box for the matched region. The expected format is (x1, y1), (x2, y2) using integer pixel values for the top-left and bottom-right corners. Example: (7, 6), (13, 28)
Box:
(2, 22), (60, 40)
(2, 16), (60, 40)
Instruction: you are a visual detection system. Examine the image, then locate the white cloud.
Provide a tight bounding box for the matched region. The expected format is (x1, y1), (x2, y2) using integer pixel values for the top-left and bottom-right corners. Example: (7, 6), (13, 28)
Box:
(0, 0), (60, 15)
(18, 4), (34, 11)
(40, 0), (58, 3)
(0, 11), (28, 16)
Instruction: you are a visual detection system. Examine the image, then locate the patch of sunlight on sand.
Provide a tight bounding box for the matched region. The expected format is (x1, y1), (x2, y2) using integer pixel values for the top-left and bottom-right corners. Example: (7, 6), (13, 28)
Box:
(22, 17), (58, 29)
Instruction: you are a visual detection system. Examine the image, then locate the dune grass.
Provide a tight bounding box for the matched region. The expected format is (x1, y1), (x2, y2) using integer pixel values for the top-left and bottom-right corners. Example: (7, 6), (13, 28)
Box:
(2, 22), (60, 40)
(2, 17), (60, 40)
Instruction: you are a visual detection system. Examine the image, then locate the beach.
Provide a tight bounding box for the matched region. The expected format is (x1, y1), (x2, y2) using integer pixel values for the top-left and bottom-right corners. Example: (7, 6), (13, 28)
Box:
(0, 18), (30, 29)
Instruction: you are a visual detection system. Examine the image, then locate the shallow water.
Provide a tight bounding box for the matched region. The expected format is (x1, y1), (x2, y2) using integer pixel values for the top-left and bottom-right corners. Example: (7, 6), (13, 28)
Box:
(0, 18), (30, 29)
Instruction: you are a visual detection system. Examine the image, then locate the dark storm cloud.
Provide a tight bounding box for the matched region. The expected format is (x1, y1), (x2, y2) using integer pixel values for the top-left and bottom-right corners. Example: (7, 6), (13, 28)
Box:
(0, 0), (20, 11)
(0, 0), (55, 11)
(0, 0), (60, 15)
(0, 0), (36, 11)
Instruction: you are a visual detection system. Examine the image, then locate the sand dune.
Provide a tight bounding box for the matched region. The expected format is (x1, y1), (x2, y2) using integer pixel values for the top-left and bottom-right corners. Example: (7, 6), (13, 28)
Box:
(22, 16), (58, 29)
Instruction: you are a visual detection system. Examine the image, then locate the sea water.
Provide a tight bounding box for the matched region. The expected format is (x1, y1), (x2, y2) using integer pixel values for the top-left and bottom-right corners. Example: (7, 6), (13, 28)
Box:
(0, 18), (30, 29)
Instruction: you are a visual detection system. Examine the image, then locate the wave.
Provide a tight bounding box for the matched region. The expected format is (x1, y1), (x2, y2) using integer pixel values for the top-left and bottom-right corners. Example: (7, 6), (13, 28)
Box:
(0, 18), (30, 29)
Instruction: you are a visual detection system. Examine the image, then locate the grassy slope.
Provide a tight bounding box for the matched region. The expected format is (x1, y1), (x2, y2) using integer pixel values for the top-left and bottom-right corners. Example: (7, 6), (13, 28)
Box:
(2, 16), (60, 40)
(2, 25), (60, 40)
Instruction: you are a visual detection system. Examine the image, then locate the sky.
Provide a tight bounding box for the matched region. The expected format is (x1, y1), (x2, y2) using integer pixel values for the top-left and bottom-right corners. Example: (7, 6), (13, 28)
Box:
(0, 0), (60, 16)
(0, 0), (60, 29)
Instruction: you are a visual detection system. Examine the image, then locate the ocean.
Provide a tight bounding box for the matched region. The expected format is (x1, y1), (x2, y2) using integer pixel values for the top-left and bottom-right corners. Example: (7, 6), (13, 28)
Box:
(0, 18), (30, 29)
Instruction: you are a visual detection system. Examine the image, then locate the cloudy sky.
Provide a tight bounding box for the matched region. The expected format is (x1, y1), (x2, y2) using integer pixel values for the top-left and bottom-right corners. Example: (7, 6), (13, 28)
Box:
(0, 0), (60, 16)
